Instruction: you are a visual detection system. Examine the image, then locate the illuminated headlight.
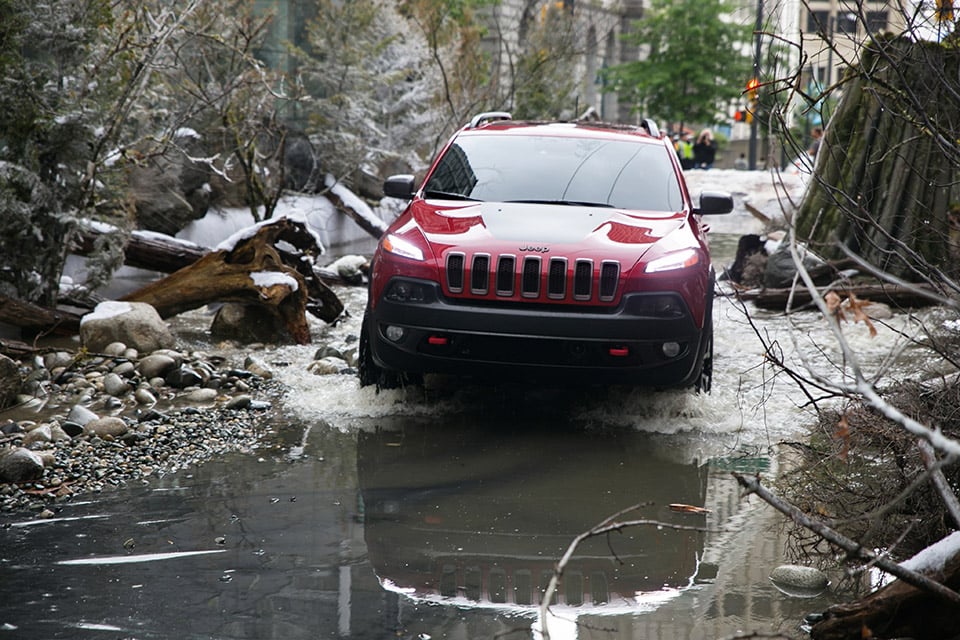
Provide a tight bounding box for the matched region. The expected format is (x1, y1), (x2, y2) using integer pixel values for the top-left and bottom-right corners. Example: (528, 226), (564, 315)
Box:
(385, 280), (428, 302)
(645, 249), (700, 273)
(382, 234), (424, 261)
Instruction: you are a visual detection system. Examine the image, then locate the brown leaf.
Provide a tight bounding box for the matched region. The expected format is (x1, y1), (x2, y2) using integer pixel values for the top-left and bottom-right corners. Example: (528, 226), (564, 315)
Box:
(669, 503), (711, 514)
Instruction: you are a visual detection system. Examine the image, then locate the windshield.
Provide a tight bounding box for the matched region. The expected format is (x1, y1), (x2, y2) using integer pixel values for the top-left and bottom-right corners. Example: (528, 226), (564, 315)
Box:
(422, 133), (684, 212)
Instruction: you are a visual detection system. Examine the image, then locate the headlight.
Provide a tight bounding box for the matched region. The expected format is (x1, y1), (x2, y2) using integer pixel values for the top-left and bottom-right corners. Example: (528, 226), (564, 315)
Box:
(382, 234), (425, 261)
(645, 248), (700, 273)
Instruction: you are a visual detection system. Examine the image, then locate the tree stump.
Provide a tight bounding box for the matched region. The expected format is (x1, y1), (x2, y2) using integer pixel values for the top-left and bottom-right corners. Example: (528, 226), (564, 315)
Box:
(794, 37), (960, 281)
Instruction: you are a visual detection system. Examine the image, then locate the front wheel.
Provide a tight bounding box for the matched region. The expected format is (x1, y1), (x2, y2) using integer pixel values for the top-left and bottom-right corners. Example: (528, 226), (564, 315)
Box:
(358, 312), (422, 391)
(694, 309), (714, 394)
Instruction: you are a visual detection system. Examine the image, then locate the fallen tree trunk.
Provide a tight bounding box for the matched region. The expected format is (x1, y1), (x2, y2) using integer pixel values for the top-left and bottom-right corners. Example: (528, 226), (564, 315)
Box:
(122, 218), (344, 344)
(734, 282), (940, 310)
(0, 294), (82, 335)
(77, 227), (208, 273)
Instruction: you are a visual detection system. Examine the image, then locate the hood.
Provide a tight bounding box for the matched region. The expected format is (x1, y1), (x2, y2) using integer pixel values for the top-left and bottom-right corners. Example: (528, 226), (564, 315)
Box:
(412, 201), (687, 251)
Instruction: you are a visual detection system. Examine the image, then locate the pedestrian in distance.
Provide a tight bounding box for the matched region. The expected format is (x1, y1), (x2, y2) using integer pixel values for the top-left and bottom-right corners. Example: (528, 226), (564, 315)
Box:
(676, 131), (695, 170)
(692, 129), (717, 170)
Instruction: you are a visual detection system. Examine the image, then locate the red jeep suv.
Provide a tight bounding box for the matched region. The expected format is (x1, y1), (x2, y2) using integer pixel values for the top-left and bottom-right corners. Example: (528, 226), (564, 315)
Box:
(359, 112), (732, 391)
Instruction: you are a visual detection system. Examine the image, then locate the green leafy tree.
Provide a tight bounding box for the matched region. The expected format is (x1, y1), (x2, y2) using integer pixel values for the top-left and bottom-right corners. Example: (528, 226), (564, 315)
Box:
(604, 0), (753, 129)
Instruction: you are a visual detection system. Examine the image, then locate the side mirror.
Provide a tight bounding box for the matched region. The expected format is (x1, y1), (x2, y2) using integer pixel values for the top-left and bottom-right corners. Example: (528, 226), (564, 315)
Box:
(694, 191), (733, 215)
(383, 174), (416, 200)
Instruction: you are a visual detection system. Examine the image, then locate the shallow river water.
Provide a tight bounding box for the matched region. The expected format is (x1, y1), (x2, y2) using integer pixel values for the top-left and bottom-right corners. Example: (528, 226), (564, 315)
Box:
(1, 193), (949, 638)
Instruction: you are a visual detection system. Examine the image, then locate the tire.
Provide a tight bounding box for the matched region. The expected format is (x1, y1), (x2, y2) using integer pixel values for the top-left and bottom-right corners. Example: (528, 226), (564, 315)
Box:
(695, 328), (713, 394)
(357, 312), (421, 391)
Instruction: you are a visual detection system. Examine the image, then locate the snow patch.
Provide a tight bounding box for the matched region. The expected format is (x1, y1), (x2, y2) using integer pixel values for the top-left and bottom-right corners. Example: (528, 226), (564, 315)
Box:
(80, 301), (132, 325)
(251, 271), (299, 291)
(899, 531), (960, 575)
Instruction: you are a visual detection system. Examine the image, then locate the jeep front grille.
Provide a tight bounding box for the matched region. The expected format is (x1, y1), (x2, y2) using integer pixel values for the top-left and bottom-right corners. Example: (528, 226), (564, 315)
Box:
(445, 252), (620, 303)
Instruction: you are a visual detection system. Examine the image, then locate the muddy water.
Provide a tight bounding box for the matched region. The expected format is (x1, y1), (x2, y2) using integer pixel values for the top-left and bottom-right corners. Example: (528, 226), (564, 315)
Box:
(1, 227), (944, 638)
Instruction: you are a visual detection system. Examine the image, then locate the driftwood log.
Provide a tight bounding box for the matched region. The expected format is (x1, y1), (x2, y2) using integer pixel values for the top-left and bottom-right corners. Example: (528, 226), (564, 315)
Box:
(810, 550), (960, 639)
(734, 282), (940, 311)
(122, 218), (343, 344)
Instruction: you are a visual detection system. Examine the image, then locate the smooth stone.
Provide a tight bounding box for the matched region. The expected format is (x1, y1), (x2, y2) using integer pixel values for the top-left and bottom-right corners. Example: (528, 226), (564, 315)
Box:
(103, 342), (127, 356)
(185, 388), (218, 403)
(224, 395), (252, 410)
(84, 417), (129, 438)
(137, 354), (177, 379)
(134, 388), (157, 405)
(770, 565), (829, 593)
(0, 448), (45, 483)
(66, 405), (99, 427)
(21, 424), (52, 446)
(102, 372), (131, 397)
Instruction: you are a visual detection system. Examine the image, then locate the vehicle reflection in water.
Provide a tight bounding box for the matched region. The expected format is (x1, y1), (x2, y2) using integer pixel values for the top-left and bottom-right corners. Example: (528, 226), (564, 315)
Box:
(358, 420), (712, 622)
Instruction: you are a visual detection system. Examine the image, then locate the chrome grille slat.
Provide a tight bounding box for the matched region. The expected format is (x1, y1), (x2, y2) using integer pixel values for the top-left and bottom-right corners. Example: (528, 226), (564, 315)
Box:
(547, 258), (567, 299)
(521, 256), (541, 297)
(496, 255), (516, 296)
(446, 253), (465, 293)
(573, 259), (593, 300)
(471, 253), (490, 294)
(599, 261), (620, 301)
(444, 252), (619, 303)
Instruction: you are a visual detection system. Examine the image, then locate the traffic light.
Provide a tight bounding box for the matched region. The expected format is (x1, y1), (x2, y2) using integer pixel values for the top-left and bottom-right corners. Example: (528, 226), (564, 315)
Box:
(733, 108), (752, 124)
(746, 77), (759, 101)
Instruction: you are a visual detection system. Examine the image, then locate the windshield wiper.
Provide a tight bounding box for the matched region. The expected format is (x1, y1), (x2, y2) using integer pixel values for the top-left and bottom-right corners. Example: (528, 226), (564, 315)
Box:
(504, 199), (614, 208)
(422, 189), (480, 201)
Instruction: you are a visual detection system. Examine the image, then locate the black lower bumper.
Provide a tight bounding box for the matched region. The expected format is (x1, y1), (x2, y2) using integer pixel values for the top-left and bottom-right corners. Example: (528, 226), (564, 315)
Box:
(367, 279), (710, 387)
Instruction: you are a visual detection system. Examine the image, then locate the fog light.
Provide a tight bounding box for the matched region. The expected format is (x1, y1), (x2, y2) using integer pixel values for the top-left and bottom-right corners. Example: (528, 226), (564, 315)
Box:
(385, 325), (405, 342)
(662, 341), (681, 358)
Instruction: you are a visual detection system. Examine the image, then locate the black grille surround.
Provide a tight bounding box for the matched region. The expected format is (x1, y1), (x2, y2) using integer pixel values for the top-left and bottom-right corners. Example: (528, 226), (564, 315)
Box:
(446, 251), (621, 304)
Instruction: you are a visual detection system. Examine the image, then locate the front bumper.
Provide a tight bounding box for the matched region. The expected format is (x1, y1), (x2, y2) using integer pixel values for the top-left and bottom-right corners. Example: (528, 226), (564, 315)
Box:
(368, 278), (709, 387)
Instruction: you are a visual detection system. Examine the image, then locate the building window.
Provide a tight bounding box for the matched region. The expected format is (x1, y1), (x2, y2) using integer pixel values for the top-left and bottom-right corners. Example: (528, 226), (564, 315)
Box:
(866, 10), (889, 32)
(807, 10), (829, 34)
(835, 12), (858, 34)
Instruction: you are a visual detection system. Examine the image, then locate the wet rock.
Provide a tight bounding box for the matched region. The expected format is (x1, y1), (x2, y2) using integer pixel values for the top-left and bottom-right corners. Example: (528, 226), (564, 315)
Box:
(137, 353), (178, 379)
(165, 366), (203, 389)
(103, 342), (128, 356)
(185, 388), (218, 403)
(308, 357), (345, 376)
(244, 357), (273, 380)
(0, 448), (45, 483)
(67, 405), (99, 427)
(43, 351), (74, 371)
(103, 372), (131, 397)
(80, 301), (176, 353)
(0, 354), (22, 410)
(21, 424), (52, 446)
(112, 361), (136, 378)
(50, 424), (71, 442)
(134, 388), (157, 405)
(225, 394), (253, 410)
(84, 417), (129, 439)
(770, 564), (829, 594)
(210, 303), (291, 343)
(1, 421), (23, 435)
(314, 345), (343, 360)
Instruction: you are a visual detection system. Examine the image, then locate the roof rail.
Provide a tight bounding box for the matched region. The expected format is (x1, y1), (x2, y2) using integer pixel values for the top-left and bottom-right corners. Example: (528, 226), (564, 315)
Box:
(639, 118), (660, 138)
(469, 111), (512, 128)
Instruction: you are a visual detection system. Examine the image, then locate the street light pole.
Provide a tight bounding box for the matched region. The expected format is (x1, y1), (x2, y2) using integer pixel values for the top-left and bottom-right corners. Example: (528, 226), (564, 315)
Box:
(748, 0), (764, 170)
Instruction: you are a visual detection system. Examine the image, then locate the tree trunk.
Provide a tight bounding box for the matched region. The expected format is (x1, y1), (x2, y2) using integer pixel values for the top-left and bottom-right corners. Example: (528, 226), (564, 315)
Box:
(794, 37), (960, 281)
